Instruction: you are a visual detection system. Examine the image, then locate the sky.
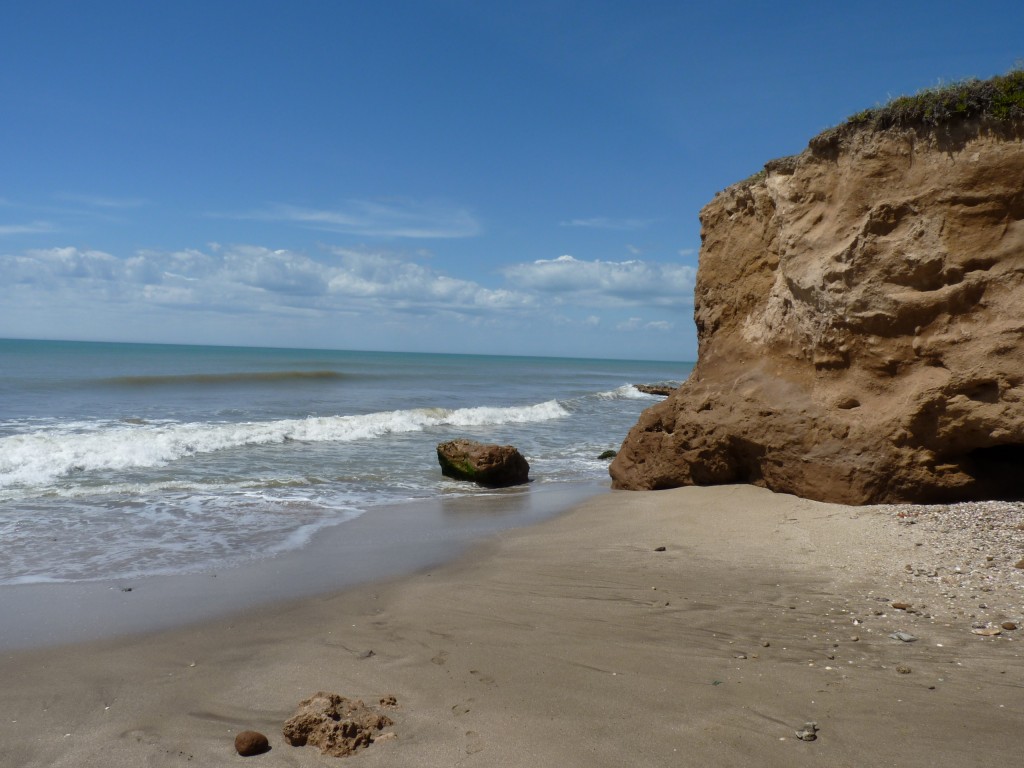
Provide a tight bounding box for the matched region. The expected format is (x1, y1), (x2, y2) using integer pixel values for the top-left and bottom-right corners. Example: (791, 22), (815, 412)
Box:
(1, 1), (1022, 361)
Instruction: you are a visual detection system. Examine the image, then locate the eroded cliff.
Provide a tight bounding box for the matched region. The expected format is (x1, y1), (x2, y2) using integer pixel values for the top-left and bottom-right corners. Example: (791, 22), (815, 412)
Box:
(611, 115), (1024, 504)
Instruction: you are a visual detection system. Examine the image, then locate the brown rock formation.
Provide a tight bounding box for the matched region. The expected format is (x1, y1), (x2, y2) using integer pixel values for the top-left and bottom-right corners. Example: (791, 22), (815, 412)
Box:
(437, 439), (530, 487)
(634, 383), (676, 397)
(283, 692), (395, 757)
(611, 118), (1024, 504)
(233, 730), (270, 757)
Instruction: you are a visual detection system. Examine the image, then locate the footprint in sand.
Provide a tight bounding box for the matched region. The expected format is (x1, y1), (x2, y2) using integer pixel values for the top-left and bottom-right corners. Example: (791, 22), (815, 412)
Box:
(451, 700), (474, 716)
(431, 650), (449, 665)
(469, 669), (495, 685)
(465, 731), (485, 755)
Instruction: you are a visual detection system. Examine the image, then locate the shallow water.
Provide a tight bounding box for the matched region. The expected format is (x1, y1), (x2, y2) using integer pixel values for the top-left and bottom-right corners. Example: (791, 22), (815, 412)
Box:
(0, 339), (691, 584)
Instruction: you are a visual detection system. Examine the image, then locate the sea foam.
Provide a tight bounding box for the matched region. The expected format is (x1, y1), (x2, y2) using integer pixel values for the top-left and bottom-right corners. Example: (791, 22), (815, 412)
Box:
(0, 400), (569, 490)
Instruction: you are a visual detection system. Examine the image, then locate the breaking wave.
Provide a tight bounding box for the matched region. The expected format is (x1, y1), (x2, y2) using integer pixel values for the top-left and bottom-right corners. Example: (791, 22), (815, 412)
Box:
(0, 400), (570, 490)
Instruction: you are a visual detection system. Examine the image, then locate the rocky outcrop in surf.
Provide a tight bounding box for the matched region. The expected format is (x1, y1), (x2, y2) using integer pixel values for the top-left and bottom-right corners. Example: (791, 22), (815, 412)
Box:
(437, 439), (530, 487)
(611, 73), (1024, 504)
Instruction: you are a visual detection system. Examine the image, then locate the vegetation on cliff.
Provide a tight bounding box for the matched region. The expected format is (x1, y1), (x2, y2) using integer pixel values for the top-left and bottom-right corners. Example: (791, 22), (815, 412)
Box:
(733, 70), (1024, 190)
(844, 68), (1024, 130)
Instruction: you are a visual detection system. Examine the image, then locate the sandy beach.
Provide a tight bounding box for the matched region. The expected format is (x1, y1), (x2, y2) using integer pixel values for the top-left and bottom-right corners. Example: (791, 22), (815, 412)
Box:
(2, 484), (1023, 767)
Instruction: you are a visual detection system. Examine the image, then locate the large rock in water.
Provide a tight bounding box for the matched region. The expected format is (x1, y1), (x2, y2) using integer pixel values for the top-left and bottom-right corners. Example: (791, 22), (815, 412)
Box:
(437, 439), (530, 487)
(611, 111), (1024, 504)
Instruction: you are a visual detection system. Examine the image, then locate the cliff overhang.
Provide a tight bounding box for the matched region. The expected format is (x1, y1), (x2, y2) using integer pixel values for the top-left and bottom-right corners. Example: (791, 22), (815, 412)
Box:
(610, 73), (1024, 504)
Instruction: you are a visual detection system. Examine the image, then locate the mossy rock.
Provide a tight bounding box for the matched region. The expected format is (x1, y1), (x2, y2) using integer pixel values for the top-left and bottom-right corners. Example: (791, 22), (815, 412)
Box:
(437, 439), (530, 487)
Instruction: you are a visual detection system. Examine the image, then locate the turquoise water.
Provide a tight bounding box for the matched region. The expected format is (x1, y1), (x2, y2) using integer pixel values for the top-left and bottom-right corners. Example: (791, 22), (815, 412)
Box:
(0, 338), (691, 583)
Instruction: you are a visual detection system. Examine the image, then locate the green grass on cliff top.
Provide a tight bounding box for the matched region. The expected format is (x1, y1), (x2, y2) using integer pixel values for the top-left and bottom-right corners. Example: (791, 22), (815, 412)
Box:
(736, 69), (1024, 188)
(843, 68), (1024, 130)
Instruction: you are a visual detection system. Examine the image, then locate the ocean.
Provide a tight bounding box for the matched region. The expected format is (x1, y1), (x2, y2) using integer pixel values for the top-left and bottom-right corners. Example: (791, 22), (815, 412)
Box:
(0, 339), (691, 587)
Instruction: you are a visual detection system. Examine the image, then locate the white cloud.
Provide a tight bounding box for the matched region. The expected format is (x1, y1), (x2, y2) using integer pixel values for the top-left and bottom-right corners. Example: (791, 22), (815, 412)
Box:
(615, 317), (673, 332)
(220, 199), (482, 239)
(0, 244), (532, 320)
(0, 243), (693, 357)
(502, 254), (695, 308)
(559, 216), (652, 230)
(326, 248), (531, 312)
(0, 221), (56, 236)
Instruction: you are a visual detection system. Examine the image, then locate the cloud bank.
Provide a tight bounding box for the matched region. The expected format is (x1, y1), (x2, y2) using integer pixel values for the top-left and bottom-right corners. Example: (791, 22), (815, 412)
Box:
(502, 254), (695, 308)
(0, 244), (694, 356)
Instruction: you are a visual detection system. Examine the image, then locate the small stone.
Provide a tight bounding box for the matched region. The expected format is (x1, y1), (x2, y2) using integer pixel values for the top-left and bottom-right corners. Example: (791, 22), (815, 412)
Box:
(1001, 622), (1017, 631)
(734, 653), (748, 660)
(972, 627), (1002, 636)
(1014, 559), (1024, 569)
(357, 649), (375, 659)
(761, 640), (771, 647)
(891, 602), (911, 610)
(889, 631), (918, 642)
(896, 664), (911, 674)
(850, 635), (860, 642)
(654, 546), (666, 552)
(234, 730), (270, 757)
(794, 722), (818, 742)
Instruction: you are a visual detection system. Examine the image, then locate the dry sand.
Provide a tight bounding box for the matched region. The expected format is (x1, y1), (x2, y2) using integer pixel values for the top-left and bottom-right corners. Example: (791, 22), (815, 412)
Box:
(2, 485), (1022, 767)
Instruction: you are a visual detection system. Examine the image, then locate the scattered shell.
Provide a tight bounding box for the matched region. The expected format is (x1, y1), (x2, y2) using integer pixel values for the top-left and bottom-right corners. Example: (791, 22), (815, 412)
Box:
(889, 632), (918, 642)
(794, 722), (818, 742)
(971, 627), (1002, 636)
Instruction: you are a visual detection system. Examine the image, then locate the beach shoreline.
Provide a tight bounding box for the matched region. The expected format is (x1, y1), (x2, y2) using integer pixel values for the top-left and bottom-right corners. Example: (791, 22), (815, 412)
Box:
(0, 480), (605, 651)
(2, 484), (1023, 767)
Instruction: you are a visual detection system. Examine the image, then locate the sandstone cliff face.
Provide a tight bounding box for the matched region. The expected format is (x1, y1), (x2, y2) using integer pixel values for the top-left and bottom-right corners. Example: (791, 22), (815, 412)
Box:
(611, 122), (1024, 504)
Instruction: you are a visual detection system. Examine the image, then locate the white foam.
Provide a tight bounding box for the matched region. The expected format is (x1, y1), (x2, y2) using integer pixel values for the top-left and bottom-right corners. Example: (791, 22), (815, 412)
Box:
(0, 400), (570, 490)
(595, 384), (656, 400)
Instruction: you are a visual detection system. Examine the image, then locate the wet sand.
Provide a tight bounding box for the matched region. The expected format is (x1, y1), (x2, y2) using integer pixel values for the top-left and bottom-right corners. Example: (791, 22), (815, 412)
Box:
(2, 485), (1022, 767)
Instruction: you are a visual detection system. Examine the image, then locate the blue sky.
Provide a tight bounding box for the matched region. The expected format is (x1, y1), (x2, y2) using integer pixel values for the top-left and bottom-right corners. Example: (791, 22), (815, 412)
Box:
(2, 1), (1021, 361)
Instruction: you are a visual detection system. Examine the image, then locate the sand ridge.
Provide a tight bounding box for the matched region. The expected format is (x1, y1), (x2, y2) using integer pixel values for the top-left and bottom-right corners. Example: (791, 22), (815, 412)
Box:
(1, 485), (1022, 767)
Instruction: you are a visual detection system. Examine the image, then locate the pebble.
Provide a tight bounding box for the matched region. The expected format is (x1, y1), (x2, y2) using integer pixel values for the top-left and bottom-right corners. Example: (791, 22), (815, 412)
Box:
(896, 664), (912, 674)
(1001, 622), (1017, 631)
(234, 731), (270, 757)
(971, 627), (1002, 636)
(891, 602), (911, 610)
(794, 722), (818, 742)
(889, 632), (918, 642)
(654, 546), (666, 552)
